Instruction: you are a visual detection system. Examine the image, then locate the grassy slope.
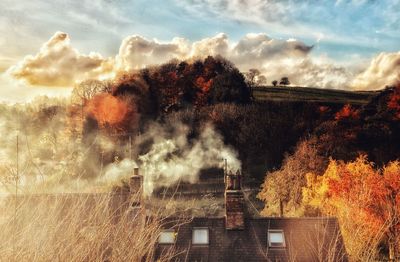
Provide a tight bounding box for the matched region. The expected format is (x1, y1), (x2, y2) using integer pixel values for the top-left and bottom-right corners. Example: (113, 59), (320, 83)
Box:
(253, 86), (380, 105)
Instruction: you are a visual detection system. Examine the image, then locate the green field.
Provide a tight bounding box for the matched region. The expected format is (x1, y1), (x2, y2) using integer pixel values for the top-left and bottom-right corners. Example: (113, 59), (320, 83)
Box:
(253, 86), (380, 105)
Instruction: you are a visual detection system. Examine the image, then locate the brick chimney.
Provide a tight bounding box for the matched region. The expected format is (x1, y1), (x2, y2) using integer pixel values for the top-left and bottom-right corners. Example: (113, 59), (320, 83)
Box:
(109, 167), (144, 223)
(127, 167), (144, 221)
(225, 170), (245, 230)
(129, 167), (143, 208)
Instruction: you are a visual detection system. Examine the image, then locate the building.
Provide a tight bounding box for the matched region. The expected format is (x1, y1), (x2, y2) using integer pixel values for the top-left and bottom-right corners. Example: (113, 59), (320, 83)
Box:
(147, 171), (348, 261)
(0, 168), (348, 261)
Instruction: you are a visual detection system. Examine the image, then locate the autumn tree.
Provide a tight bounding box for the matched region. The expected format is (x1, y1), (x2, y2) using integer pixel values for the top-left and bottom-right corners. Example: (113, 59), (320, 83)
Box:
(113, 72), (156, 119)
(118, 56), (252, 114)
(387, 84), (400, 119)
(334, 104), (359, 121)
(258, 137), (327, 216)
(303, 156), (400, 261)
(208, 69), (250, 104)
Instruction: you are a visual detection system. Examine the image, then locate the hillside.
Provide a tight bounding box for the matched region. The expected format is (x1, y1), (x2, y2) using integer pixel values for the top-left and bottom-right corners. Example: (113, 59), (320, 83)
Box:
(253, 86), (379, 105)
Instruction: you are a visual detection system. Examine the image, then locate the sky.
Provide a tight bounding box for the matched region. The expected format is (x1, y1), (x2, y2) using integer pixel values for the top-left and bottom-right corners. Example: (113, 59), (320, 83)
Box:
(0, 0), (399, 102)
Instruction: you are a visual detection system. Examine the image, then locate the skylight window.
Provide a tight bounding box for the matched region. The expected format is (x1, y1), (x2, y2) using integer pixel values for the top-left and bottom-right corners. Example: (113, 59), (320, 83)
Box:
(159, 229), (176, 244)
(268, 230), (285, 248)
(192, 228), (209, 245)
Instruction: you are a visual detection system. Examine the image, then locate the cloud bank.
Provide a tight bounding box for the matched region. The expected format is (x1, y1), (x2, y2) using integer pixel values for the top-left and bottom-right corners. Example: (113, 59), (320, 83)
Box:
(351, 51), (400, 90)
(6, 31), (400, 91)
(8, 32), (114, 87)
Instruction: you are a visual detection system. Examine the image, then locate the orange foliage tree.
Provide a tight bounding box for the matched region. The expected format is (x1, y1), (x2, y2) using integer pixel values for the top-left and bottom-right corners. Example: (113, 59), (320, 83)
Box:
(85, 93), (137, 134)
(387, 84), (400, 119)
(258, 137), (327, 216)
(335, 104), (359, 121)
(194, 76), (213, 107)
(303, 156), (400, 260)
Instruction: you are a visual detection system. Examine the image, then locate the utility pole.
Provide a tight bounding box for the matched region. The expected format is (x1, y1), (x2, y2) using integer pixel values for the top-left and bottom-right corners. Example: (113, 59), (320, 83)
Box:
(224, 159), (228, 175)
(129, 135), (132, 160)
(13, 133), (19, 261)
(100, 150), (104, 178)
(16, 134), (18, 199)
(223, 158), (228, 184)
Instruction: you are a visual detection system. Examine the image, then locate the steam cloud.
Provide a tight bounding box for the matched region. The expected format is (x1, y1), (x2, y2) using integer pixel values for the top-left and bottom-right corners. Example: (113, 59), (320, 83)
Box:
(137, 122), (240, 196)
(0, 97), (240, 196)
(73, 121), (241, 196)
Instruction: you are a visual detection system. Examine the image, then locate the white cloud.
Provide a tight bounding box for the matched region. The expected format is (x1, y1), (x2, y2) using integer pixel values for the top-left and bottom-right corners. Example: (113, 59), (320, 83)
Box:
(176, 0), (336, 43)
(229, 33), (312, 69)
(176, 0), (396, 50)
(115, 33), (230, 71)
(8, 32), (114, 87)
(191, 33), (229, 58)
(0, 56), (17, 73)
(116, 35), (190, 70)
(115, 32), (350, 88)
(179, 0), (292, 25)
(0, 73), (71, 103)
(7, 31), (396, 92)
(282, 58), (352, 88)
(351, 51), (400, 90)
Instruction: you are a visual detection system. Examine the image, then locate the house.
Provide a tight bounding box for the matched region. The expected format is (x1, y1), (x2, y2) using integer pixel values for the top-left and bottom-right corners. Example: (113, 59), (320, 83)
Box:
(0, 168), (348, 261)
(128, 169), (348, 262)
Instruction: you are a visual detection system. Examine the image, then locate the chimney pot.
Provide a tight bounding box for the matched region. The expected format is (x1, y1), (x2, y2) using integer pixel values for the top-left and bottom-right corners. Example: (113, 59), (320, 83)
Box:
(225, 169), (245, 230)
(226, 170), (242, 190)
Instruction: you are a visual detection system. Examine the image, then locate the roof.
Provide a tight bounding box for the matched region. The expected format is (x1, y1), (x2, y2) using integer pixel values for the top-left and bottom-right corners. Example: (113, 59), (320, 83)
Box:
(156, 216), (348, 262)
(0, 191), (348, 261)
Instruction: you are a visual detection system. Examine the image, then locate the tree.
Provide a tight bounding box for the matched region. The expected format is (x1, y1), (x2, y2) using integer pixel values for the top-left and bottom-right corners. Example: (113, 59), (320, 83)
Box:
(303, 156), (400, 261)
(279, 77), (290, 86)
(244, 69), (260, 87)
(244, 69), (267, 99)
(71, 79), (112, 105)
(112, 73), (156, 118)
(334, 104), (359, 121)
(208, 69), (251, 104)
(258, 138), (326, 216)
(387, 84), (400, 119)
(257, 75), (267, 85)
(272, 80), (278, 87)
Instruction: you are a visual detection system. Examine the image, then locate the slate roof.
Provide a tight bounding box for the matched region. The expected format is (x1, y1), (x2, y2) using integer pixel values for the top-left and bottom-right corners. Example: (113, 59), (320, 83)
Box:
(156, 216), (348, 262)
(0, 181), (349, 261)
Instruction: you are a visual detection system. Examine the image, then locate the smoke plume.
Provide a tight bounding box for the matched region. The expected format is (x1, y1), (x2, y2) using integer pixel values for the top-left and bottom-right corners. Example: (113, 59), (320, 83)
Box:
(137, 122), (240, 195)
(0, 96), (240, 196)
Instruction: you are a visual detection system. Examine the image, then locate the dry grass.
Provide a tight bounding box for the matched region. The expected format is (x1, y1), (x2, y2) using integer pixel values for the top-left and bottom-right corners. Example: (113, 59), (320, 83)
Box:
(339, 215), (396, 261)
(306, 219), (347, 262)
(0, 192), (186, 261)
(284, 218), (348, 262)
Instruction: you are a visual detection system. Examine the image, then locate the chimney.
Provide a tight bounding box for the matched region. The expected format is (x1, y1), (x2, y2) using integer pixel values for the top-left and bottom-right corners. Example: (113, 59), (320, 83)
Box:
(129, 167), (143, 208)
(109, 167), (144, 223)
(225, 170), (245, 230)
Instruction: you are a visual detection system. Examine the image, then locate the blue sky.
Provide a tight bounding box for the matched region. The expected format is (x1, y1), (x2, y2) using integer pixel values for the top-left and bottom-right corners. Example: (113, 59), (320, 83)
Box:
(0, 0), (399, 101)
(1, 0), (398, 60)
